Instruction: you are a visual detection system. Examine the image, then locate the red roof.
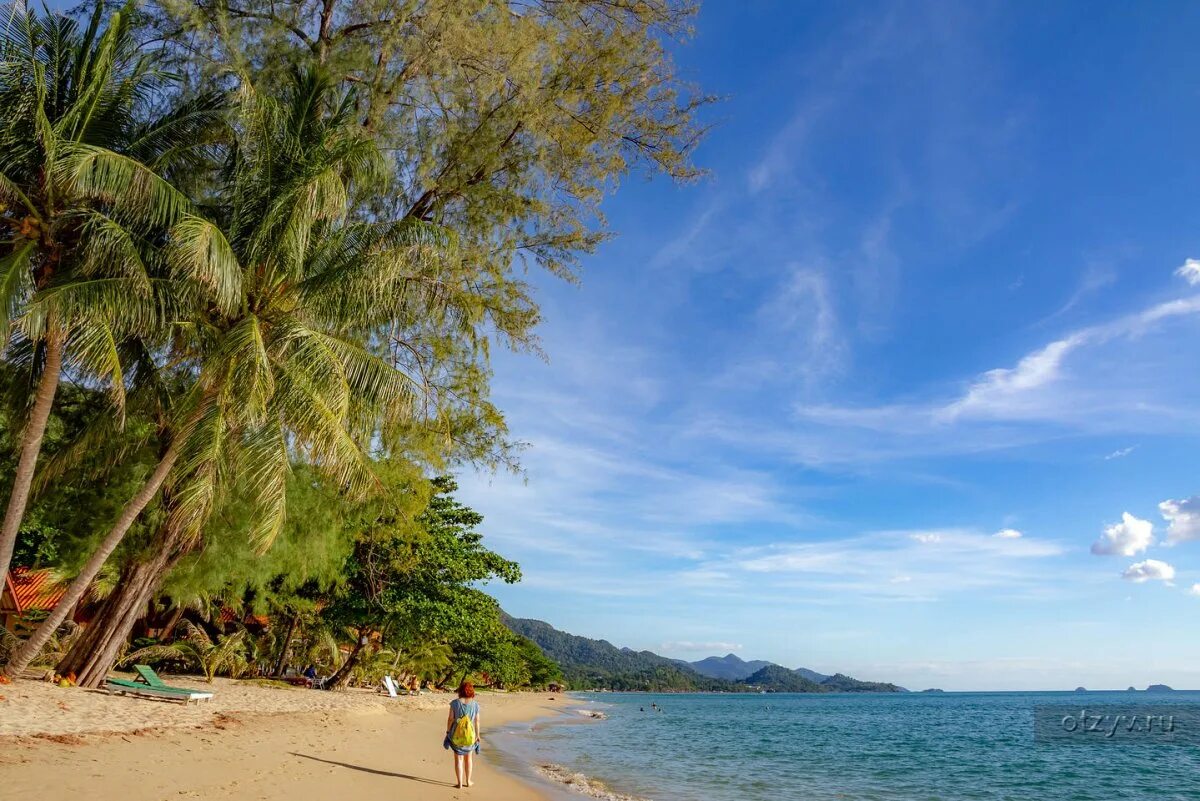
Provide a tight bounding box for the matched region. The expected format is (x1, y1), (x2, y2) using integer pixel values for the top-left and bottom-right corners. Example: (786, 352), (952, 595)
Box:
(3, 567), (68, 614)
(217, 607), (270, 626)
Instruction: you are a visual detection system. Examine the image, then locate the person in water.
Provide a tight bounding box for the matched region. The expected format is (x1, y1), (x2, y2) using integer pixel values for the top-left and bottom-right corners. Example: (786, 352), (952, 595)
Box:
(445, 681), (482, 788)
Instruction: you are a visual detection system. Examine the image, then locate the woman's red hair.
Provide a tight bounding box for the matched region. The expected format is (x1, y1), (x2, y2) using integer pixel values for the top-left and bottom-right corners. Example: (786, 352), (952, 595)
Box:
(456, 681), (475, 699)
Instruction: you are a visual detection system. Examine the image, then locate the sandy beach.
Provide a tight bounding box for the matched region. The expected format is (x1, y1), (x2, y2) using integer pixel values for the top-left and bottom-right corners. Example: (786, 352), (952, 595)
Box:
(0, 675), (570, 801)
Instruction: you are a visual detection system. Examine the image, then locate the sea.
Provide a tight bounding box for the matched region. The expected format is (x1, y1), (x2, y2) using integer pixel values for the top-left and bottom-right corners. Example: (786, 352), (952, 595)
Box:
(493, 691), (1200, 801)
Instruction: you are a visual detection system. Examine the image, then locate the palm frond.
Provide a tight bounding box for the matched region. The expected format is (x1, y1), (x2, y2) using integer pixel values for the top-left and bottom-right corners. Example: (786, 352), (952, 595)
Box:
(0, 241), (34, 345)
(166, 213), (242, 315)
(53, 142), (191, 228)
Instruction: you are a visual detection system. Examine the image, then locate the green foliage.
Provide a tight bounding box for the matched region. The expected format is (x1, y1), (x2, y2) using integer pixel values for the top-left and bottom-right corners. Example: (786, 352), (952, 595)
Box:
(2, 376), (163, 572)
(0, 2), (227, 392)
(0, 1), (713, 693)
(146, 0), (710, 287)
(321, 474), (519, 644)
(161, 464), (364, 609)
(121, 621), (254, 682)
(392, 641), (454, 685)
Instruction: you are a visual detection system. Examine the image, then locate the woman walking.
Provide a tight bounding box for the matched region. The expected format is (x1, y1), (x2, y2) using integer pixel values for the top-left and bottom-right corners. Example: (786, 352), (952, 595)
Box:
(445, 681), (482, 788)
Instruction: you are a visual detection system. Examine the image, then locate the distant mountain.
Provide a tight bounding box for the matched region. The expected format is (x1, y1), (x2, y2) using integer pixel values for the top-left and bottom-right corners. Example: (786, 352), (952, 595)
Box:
(818, 673), (906, 693)
(683, 654), (830, 684)
(740, 666), (906, 693)
(688, 654), (774, 681)
(741, 664), (826, 692)
(1146, 684), (1175, 693)
(502, 613), (905, 693)
(501, 614), (723, 691)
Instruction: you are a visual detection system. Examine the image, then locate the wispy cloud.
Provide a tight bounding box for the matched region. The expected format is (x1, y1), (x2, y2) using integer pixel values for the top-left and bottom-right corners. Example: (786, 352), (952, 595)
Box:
(765, 290), (1200, 465)
(939, 334), (1086, 421)
(1039, 257), (1124, 324)
(1105, 445), (1137, 460)
(721, 527), (1066, 601)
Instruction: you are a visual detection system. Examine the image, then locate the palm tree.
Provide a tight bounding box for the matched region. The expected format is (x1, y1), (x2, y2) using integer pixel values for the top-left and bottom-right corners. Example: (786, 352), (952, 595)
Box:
(11, 66), (457, 684)
(394, 641), (453, 688)
(0, 2), (226, 582)
(120, 621), (252, 682)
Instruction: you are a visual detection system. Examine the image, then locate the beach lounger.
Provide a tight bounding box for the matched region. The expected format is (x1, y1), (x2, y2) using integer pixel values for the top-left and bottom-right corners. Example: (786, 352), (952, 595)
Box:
(382, 675), (399, 697)
(104, 665), (214, 704)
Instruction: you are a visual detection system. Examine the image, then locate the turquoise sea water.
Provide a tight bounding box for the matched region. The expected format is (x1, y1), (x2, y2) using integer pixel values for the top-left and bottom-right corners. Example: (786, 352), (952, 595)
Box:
(498, 691), (1200, 801)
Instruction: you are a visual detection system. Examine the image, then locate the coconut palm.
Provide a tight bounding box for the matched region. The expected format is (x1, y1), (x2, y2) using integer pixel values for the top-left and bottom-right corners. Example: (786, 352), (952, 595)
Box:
(0, 2), (227, 582)
(394, 641), (453, 687)
(8, 66), (458, 683)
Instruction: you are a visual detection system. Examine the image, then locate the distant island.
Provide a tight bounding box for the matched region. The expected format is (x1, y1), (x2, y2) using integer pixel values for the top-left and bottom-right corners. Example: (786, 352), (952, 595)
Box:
(1127, 686), (1137, 692)
(1074, 687), (1088, 692)
(503, 614), (907, 693)
(1146, 684), (1175, 693)
(921, 688), (945, 693)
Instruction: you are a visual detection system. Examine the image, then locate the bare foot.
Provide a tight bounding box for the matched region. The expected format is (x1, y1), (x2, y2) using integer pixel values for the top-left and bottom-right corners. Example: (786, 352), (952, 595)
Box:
(467, 781), (475, 787)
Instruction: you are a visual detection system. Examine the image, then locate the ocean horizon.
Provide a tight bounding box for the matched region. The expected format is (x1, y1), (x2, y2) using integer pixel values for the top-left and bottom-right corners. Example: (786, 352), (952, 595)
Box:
(497, 690), (1200, 801)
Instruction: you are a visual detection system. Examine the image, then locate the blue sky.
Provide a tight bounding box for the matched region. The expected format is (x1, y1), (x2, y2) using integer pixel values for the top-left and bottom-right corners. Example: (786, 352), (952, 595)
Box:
(455, 1), (1200, 691)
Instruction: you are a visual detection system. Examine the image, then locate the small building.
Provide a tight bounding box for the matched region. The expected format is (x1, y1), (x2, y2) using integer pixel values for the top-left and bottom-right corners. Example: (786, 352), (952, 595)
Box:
(1, 567), (75, 634)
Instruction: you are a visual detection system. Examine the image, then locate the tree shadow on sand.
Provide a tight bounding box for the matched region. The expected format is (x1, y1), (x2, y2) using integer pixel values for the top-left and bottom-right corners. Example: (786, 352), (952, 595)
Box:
(290, 752), (457, 787)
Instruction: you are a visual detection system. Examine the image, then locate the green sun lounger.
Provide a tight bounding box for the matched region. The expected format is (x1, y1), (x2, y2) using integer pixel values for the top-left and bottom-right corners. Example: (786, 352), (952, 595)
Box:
(104, 665), (214, 704)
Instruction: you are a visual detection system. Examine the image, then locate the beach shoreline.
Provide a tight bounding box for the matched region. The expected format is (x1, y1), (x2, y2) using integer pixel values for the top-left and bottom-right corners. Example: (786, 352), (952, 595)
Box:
(0, 675), (575, 801)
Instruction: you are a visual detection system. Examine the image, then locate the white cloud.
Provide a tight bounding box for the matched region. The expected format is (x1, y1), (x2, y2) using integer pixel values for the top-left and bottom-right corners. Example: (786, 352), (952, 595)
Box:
(787, 293), (1200, 454)
(1176, 259), (1200, 286)
(1121, 559), (1175, 584)
(731, 528), (1065, 601)
(1159, 497), (1200, 545)
(1090, 513), (1155, 556)
(940, 335), (1085, 420)
(1189, 584), (1200, 597)
(993, 528), (1023, 539)
(661, 641), (742, 654)
(1104, 446), (1137, 460)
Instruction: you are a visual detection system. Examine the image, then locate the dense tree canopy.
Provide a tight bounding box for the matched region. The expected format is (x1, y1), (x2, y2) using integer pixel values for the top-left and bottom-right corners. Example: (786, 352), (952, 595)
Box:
(0, 0), (708, 691)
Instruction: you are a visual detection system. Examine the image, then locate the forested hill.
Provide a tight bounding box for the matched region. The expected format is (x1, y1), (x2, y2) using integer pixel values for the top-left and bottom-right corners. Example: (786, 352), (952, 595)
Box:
(739, 666), (907, 693)
(503, 614), (908, 693)
(501, 614), (725, 691)
(740, 664), (825, 692)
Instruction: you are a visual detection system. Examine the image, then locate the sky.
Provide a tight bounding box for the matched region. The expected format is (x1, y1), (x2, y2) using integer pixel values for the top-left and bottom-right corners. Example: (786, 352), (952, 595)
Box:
(455, 0), (1200, 692)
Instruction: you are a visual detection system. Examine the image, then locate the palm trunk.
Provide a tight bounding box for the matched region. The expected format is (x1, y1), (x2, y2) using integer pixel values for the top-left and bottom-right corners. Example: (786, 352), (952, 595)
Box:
(56, 522), (191, 688)
(160, 605), (186, 640)
(326, 633), (366, 689)
(272, 613), (300, 678)
(2, 438), (181, 677)
(0, 333), (64, 582)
